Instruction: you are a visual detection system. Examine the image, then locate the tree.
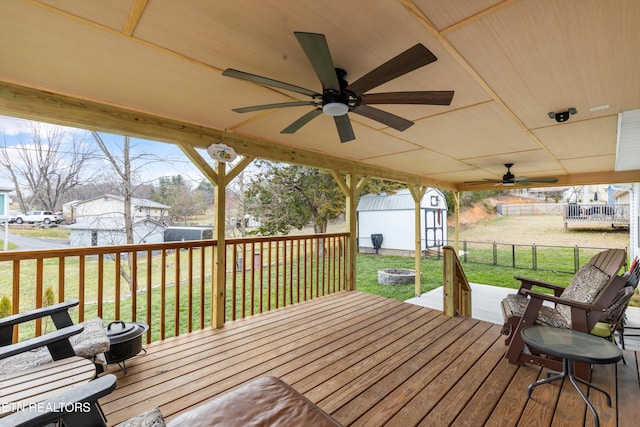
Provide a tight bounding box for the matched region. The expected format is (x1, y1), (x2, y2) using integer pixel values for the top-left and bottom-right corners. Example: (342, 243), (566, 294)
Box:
(0, 122), (96, 211)
(91, 131), (167, 292)
(196, 179), (215, 206)
(150, 175), (206, 222)
(246, 162), (344, 235)
(245, 162), (408, 236)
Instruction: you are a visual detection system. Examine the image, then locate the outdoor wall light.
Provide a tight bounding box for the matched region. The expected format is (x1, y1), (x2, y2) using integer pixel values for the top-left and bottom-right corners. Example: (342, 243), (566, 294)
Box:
(548, 107), (577, 123)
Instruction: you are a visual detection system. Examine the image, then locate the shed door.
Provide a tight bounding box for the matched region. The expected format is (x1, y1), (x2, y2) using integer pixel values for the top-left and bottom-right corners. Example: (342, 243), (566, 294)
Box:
(424, 209), (444, 250)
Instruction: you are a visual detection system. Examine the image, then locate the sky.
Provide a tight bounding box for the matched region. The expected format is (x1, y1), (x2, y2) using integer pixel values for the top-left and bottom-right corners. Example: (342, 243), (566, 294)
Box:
(0, 114), (211, 189)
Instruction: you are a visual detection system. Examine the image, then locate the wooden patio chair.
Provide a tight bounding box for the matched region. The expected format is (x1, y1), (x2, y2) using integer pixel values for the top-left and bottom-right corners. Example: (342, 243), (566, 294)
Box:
(595, 258), (640, 349)
(502, 270), (631, 380)
(500, 248), (626, 343)
(0, 300), (110, 375)
(591, 287), (635, 347)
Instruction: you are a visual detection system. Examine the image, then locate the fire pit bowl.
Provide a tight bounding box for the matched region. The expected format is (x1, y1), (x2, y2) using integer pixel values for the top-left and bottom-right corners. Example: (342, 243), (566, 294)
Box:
(377, 268), (417, 285)
(105, 321), (148, 373)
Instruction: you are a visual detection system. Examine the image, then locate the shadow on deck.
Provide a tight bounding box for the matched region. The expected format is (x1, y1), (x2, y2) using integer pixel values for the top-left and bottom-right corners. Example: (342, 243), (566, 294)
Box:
(100, 291), (640, 426)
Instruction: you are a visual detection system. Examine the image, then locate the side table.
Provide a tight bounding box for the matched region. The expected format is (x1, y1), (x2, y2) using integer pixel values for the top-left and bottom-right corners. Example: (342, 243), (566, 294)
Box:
(520, 325), (622, 427)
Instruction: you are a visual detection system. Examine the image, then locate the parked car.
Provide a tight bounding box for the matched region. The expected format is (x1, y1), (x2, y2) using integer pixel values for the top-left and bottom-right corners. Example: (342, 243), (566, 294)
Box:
(14, 211), (58, 225)
(54, 212), (66, 224)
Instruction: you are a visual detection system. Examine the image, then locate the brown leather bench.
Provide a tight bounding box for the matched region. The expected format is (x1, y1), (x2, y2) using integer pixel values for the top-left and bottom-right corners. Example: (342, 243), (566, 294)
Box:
(165, 376), (342, 427)
(0, 375), (341, 426)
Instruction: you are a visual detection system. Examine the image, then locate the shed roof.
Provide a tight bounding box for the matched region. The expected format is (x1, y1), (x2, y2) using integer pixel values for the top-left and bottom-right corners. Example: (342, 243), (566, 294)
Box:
(357, 188), (445, 211)
(66, 217), (165, 231)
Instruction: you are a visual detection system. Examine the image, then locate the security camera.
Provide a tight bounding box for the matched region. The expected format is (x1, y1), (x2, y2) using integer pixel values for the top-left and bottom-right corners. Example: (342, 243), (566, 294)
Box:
(548, 108), (577, 123)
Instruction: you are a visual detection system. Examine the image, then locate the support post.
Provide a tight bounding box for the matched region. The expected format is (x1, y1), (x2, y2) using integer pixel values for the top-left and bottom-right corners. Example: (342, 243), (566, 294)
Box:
(453, 191), (460, 254)
(212, 161), (227, 328)
(331, 172), (367, 291)
(408, 185), (427, 296)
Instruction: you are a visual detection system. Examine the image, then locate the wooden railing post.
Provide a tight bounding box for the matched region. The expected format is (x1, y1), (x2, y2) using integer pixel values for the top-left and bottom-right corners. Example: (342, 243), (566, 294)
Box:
(442, 245), (472, 317)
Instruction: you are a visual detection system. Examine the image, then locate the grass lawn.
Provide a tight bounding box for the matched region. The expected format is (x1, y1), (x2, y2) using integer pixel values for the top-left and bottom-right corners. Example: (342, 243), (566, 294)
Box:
(356, 253), (574, 302)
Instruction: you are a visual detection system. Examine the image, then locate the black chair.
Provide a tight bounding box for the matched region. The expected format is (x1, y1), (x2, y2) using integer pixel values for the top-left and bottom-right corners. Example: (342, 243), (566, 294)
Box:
(0, 300), (110, 374)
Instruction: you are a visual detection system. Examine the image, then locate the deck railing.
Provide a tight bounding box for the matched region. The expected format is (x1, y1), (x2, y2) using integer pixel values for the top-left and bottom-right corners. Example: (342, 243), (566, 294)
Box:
(563, 203), (630, 230)
(0, 232), (348, 343)
(442, 245), (472, 317)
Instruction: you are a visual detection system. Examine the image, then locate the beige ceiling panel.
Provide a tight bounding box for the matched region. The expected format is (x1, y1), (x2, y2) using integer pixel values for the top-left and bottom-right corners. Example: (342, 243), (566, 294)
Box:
(363, 149), (471, 177)
(234, 108), (420, 160)
(560, 155), (616, 174)
(36, 0), (135, 33)
(445, 0), (640, 130)
(463, 150), (561, 177)
(0, 2), (272, 132)
(414, 0), (503, 31)
(133, 0), (489, 114)
(401, 102), (541, 159)
(533, 115), (618, 160)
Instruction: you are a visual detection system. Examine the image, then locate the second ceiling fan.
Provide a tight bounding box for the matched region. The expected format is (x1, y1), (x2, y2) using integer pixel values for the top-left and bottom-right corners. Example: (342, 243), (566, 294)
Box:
(465, 163), (559, 186)
(223, 32), (454, 143)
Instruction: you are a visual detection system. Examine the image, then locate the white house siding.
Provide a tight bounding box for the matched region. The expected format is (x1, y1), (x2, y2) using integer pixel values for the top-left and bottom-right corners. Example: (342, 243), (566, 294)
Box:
(631, 183), (639, 262)
(357, 188), (447, 254)
(68, 219), (165, 247)
(359, 210), (416, 251)
(68, 195), (168, 222)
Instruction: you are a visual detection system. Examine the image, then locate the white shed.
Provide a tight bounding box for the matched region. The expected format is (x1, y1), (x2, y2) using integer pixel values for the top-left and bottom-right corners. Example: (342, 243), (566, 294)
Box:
(357, 188), (448, 255)
(67, 217), (165, 247)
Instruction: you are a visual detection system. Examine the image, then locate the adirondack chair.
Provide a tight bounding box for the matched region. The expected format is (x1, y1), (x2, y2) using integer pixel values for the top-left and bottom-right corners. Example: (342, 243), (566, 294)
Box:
(502, 264), (632, 380)
(500, 248), (626, 344)
(592, 258), (640, 349)
(0, 300), (110, 375)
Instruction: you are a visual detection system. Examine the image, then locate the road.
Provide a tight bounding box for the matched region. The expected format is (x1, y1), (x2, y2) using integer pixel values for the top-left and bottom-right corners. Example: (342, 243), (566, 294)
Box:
(2, 231), (69, 251)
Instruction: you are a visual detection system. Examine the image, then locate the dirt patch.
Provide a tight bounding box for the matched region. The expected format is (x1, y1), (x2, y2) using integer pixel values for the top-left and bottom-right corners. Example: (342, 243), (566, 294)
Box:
(449, 195), (541, 228)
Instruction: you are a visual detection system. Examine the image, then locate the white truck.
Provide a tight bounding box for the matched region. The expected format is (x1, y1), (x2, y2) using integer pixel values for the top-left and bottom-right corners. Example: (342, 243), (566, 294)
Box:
(14, 211), (59, 225)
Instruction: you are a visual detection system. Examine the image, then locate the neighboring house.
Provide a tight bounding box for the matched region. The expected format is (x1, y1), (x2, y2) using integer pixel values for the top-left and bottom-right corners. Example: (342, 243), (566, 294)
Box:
(0, 185), (12, 222)
(64, 195), (170, 223)
(610, 184), (639, 262)
(67, 217), (165, 247)
(357, 188), (448, 255)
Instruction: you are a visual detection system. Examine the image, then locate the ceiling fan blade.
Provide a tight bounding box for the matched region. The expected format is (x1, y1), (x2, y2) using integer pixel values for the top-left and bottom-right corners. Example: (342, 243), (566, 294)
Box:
(281, 109), (323, 134)
(334, 114), (355, 143)
(294, 32), (340, 91)
(361, 91), (454, 106)
(463, 179), (501, 185)
(232, 101), (315, 113)
(346, 44), (437, 96)
(352, 105), (414, 131)
(516, 177), (559, 184)
(223, 69), (318, 97)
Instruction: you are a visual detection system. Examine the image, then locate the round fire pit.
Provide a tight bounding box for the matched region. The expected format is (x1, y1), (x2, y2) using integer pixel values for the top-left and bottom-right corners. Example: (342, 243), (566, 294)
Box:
(105, 321), (148, 374)
(378, 268), (417, 285)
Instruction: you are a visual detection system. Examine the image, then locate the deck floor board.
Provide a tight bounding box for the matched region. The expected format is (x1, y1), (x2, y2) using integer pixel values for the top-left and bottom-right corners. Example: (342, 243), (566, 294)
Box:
(100, 291), (639, 426)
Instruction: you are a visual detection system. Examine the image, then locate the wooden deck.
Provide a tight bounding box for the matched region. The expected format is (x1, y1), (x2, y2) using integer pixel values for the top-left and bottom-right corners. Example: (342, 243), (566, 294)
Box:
(100, 291), (640, 426)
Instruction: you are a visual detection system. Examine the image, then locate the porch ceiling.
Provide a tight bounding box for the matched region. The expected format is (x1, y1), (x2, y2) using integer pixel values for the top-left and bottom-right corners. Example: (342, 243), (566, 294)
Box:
(1, 0), (639, 190)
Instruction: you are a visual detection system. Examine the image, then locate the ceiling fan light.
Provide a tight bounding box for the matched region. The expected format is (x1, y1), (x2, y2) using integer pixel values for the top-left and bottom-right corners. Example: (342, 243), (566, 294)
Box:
(323, 102), (348, 116)
(502, 182), (515, 186)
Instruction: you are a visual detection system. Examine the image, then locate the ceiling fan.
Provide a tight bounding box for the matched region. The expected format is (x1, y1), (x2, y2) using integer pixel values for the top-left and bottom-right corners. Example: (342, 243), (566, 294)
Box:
(222, 32), (454, 143)
(465, 163), (559, 186)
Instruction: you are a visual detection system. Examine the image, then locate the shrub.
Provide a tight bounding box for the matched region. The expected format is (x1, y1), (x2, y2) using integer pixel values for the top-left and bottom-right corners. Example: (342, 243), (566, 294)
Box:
(0, 295), (11, 318)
